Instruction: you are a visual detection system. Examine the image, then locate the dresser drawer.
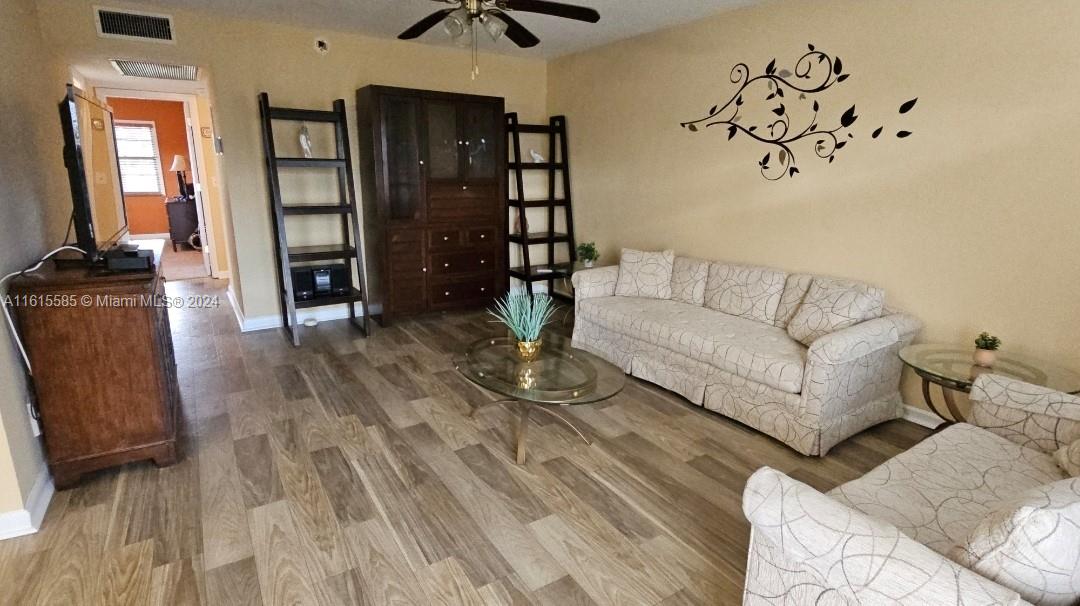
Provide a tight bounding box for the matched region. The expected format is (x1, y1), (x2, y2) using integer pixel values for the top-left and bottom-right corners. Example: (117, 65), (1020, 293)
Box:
(430, 250), (495, 277)
(467, 226), (497, 247)
(429, 276), (496, 308)
(428, 184), (498, 223)
(428, 227), (464, 251)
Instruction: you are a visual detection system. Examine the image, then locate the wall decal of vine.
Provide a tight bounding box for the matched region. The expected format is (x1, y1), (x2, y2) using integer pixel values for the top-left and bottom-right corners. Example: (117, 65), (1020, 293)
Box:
(680, 44), (917, 180)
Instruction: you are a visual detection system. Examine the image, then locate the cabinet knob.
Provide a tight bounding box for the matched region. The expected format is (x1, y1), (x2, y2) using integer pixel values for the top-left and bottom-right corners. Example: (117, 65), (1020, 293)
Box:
(462, 185), (468, 191)
(419, 160), (425, 166)
(443, 236), (449, 241)
(422, 267), (427, 272)
(480, 260), (486, 264)
(458, 140), (464, 145)
(480, 287), (486, 292)
(445, 291), (450, 296)
(444, 263), (450, 268)
(479, 234), (485, 239)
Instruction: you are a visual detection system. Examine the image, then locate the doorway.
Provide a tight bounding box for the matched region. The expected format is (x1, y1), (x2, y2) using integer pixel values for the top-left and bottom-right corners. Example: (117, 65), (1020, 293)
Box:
(99, 89), (220, 281)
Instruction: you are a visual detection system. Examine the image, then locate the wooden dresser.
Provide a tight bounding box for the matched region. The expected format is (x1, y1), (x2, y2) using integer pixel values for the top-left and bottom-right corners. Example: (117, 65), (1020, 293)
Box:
(9, 258), (179, 488)
(355, 85), (507, 324)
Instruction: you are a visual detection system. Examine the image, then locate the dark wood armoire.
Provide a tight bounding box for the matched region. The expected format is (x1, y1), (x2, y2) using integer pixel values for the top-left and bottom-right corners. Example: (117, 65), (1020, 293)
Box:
(355, 86), (507, 324)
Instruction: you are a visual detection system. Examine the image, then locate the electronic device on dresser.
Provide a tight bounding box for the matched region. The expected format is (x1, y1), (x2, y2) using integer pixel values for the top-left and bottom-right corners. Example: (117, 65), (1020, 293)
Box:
(355, 86), (507, 324)
(58, 84), (153, 272)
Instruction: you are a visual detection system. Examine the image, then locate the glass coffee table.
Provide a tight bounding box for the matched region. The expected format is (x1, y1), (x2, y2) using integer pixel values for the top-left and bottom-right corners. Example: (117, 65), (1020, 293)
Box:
(899, 344), (1080, 423)
(454, 332), (625, 464)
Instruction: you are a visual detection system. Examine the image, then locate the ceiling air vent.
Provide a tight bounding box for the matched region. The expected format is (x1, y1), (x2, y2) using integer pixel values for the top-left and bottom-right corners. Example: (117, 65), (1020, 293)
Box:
(111, 60), (198, 81)
(95, 7), (174, 43)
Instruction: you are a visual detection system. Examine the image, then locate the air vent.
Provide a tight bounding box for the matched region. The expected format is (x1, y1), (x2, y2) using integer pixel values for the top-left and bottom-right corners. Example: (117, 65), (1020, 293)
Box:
(111, 60), (198, 81)
(95, 7), (174, 42)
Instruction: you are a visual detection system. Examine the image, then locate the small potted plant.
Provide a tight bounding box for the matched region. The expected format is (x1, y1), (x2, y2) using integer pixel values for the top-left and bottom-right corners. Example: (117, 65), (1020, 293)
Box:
(973, 332), (1001, 367)
(577, 242), (600, 268)
(489, 293), (558, 362)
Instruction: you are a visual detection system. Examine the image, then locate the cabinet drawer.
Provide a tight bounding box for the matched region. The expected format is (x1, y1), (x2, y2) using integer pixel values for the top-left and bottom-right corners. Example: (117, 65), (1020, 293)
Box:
(430, 250), (495, 277)
(390, 279), (427, 313)
(467, 226), (497, 246)
(429, 276), (496, 308)
(428, 184), (498, 223)
(428, 227), (464, 251)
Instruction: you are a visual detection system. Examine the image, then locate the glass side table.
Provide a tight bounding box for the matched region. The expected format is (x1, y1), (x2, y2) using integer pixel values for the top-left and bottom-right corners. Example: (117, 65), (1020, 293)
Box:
(899, 344), (1080, 423)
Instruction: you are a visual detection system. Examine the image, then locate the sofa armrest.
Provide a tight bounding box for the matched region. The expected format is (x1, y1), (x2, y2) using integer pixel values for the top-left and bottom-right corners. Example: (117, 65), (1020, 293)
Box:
(799, 314), (921, 440)
(806, 313), (922, 366)
(571, 266), (619, 301)
(743, 467), (1027, 605)
(969, 374), (1080, 453)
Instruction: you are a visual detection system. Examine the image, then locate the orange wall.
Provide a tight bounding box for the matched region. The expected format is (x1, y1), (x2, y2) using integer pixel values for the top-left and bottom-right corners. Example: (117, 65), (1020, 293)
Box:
(109, 98), (191, 235)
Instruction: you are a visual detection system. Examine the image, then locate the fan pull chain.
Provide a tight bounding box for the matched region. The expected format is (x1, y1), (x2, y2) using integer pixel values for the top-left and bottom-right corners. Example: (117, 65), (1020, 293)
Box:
(471, 24), (480, 80)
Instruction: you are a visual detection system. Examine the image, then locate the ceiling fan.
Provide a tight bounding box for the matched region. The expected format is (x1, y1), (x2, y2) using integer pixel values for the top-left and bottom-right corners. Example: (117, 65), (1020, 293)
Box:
(399, 0), (600, 76)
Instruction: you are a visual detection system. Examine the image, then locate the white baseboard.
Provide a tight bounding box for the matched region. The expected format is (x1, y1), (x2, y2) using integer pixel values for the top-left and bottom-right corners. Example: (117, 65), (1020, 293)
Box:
(0, 467), (54, 541)
(902, 404), (945, 429)
(226, 288), (379, 334)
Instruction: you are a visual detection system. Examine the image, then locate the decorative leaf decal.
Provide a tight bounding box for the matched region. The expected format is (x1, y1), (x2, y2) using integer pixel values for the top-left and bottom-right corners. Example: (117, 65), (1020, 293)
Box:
(678, 45), (920, 180)
(840, 105), (858, 127)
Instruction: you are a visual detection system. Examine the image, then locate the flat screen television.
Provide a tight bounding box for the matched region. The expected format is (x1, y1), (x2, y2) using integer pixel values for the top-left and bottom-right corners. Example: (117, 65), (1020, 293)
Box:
(59, 84), (128, 261)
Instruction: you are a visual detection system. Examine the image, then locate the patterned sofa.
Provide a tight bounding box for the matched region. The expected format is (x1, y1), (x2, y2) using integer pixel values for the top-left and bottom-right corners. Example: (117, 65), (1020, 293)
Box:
(571, 257), (921, 455)
(743, 374), (1080, 605)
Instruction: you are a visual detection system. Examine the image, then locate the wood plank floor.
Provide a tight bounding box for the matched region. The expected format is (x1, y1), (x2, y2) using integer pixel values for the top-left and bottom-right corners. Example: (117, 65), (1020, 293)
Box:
(0, 279), (933, 606)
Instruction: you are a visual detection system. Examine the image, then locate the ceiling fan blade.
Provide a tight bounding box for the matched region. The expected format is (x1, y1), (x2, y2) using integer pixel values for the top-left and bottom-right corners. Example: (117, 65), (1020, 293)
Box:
(500, 0), (600, 23)
(398, 8), (456, 40)
(490, 10), (540, 48)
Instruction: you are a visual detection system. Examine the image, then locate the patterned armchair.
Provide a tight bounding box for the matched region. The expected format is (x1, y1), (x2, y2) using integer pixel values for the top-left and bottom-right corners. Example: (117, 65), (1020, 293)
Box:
(572, 259), (921, 455)
(742, 374), (1080, 605)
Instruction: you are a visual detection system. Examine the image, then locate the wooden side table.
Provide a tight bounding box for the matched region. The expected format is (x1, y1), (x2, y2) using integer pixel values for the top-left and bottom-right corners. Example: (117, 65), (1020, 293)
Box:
(899, 344), (1080, 423)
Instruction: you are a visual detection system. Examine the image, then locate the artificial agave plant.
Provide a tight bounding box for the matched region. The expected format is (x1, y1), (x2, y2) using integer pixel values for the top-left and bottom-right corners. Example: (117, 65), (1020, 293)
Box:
(488, 293), (558, 343)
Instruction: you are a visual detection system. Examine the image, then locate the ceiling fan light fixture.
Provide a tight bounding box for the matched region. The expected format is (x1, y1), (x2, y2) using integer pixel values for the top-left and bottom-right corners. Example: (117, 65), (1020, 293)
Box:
(481, 13), (507, 42)
(442, 8), (469, 40)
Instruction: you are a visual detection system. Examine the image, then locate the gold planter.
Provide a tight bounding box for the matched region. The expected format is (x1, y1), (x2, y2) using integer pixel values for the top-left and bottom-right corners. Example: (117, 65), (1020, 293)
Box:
(516, 338), (543, 362)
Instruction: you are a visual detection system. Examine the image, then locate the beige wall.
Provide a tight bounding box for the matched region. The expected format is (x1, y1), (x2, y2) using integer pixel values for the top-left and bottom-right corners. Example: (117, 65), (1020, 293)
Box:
(0, 0), (70, 511)
(549, 0), (1080, 414)
(37, 0), (548, 319)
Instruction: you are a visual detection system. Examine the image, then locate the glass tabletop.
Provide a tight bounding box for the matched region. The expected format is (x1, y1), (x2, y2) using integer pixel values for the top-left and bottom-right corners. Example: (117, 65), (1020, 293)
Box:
(899, 344), (1080, 393)
(454, 332), (626, 405)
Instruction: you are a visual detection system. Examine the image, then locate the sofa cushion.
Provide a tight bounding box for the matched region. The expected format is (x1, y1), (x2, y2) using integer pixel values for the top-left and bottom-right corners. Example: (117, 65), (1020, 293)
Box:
(670, 257), (709, 306)
(786, 278), (885, 346)
(614, 249), (674, 300)
(1056, 440), (1080, 476)
(577, 296), (806, 393)
(829, 423), (1066, 556)
(949, 477), (1080, 606)
(774, 273), (814, 329)
(703, 263), (788, 325)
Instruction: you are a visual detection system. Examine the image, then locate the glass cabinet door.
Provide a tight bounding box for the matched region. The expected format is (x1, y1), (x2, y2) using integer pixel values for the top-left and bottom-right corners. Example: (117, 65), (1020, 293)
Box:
(381, 95), (422, 221)
(463, 103), (498, 180)
(425, 101), (460, 180)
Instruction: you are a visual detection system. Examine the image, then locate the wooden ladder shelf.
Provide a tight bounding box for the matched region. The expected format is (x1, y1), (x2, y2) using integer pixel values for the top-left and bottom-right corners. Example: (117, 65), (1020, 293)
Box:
(505, 113), (577, 301)
(258, 92), (369, 346)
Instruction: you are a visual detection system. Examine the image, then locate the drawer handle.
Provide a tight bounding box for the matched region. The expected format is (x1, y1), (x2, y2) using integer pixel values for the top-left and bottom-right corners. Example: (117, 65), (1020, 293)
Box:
(444, 263), (450, 268)
(480, 260), (486, 265)
(480, 287), (486, 292)
(443, 236), (450, 241)
(445, 291), (450, 296)
(422, 267), (427, 272)
(462, 186), (468, 191)
(479, 234), (486, 239)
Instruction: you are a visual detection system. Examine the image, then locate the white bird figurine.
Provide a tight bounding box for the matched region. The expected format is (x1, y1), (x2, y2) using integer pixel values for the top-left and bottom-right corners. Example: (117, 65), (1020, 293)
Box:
(529, 149), (545, 163)
(299, 124), (313, 159)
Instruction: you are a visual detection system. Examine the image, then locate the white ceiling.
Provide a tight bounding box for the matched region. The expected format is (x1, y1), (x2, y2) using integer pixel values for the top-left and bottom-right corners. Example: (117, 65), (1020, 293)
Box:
(153, 0), (756, 59)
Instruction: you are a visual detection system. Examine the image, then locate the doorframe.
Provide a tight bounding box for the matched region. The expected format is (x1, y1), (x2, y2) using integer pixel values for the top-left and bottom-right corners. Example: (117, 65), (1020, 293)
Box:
(97, 87), (220, 278)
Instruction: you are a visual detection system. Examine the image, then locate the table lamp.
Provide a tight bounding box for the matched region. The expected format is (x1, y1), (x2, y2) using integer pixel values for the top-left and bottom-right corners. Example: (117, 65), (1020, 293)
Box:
(168, 155), (189, 198)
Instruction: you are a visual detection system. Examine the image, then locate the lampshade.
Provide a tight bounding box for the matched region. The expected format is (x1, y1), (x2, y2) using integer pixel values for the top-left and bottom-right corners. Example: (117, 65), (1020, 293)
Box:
(442, 8), (469, 39)
(481, 13), (507, 42)
(169, 155), (188, 172)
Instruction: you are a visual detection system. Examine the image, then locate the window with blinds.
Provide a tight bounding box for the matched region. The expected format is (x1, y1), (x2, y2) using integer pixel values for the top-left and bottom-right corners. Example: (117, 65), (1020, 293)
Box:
(115, 122), (164, 194)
